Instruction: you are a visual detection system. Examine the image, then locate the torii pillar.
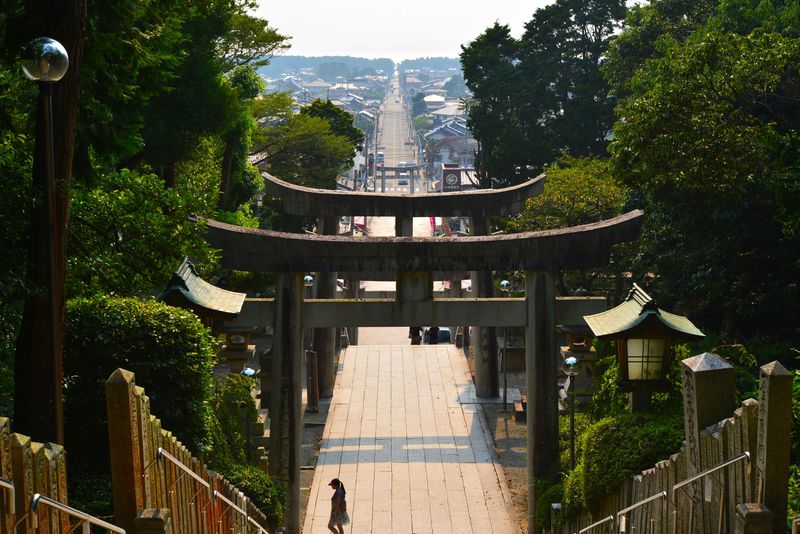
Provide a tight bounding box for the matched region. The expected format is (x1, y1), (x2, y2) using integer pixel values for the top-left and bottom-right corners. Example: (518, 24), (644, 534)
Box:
(267, 272), (304, 534)
(525, 270), (558, 533)
(471, 215), (499, 397)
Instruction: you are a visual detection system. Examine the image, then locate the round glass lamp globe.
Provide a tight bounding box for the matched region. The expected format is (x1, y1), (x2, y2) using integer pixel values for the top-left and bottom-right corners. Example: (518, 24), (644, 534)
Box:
(21, 37), (69, 82)
(303, 275), (314, 287)
(563, 356), (580, 375)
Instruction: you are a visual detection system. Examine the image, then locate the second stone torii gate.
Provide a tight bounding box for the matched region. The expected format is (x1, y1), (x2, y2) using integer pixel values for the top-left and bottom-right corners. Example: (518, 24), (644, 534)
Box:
(205, 209), (643, 534)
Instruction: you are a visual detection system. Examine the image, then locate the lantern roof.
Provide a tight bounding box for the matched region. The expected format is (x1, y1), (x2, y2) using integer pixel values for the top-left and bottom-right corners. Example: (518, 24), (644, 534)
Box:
(159, 258), (246, 320)
(583, 283), (704, 341)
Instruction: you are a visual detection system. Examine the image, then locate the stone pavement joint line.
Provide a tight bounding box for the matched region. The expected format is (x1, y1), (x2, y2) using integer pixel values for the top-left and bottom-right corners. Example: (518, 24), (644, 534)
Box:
(303, 344), (517, 533)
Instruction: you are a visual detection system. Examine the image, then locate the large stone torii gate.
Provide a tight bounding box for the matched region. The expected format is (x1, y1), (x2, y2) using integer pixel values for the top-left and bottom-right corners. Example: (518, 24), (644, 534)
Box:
(205, 175), (643, 534)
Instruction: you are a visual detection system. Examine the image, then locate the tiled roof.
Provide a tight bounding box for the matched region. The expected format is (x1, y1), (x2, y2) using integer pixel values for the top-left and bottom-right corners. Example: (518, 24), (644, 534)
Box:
(584, 284), (704, 340)
(159, 258), (246, 320)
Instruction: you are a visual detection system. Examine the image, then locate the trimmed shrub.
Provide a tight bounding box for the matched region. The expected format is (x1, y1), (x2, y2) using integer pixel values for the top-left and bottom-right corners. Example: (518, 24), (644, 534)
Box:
(63, 295), (217, 468)
(579, 413), (684, 510)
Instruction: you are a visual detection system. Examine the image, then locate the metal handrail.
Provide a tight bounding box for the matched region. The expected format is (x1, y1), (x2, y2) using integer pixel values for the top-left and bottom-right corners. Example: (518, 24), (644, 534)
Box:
(578, 514), (614, 533)
(0, 476), (15, 515)
(213, 490), (270, 534)
(672, 451), (750, 500)
(617, 490), (668, 530)
(31, 493), (125, 533)
(157, 447), (210, 488)
(670, 451), (751, 534)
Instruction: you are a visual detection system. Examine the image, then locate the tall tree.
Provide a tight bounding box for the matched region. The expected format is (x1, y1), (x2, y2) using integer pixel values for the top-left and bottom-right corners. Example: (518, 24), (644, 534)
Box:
(460, 1), (625, 187)
(299, 99), (364, 159)
(608, 26), (800, 335)
(460, 23), (523, 187)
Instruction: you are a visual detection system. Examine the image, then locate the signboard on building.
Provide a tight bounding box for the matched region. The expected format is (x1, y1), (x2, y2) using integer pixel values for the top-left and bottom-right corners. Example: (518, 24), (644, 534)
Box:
(441, 163), (462, 192)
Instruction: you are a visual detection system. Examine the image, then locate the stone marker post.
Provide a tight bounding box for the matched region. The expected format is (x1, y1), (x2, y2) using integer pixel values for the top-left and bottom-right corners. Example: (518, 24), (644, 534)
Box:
(755, 361), (792, 533)
(135, 509), (172, 534)
(681, 353), (735, 533)
(525, 270), (557, 534)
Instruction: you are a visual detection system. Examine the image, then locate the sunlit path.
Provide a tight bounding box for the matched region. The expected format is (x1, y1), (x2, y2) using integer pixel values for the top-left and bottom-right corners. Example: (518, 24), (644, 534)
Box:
(303, 344), (516, 533)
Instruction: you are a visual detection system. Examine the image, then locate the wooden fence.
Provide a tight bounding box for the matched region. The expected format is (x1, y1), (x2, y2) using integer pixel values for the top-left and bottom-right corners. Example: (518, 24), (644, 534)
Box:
(106, 368), (271, 534)
(550, 356), (792, 534)
(555, 400), (758, 533)
(0, 417), (69, 534)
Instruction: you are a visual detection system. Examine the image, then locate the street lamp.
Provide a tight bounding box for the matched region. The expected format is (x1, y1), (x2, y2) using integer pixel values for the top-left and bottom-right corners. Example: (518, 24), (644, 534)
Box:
(584, 283), (704, 412)
(499, 279), (511, 410)
(21, 37), (69, 444)
(563, 355), (580, 469)
(303, 274), (319, 412)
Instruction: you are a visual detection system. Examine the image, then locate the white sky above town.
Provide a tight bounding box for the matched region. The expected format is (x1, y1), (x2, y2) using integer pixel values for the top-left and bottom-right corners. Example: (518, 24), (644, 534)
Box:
(255, 1), (555, 62)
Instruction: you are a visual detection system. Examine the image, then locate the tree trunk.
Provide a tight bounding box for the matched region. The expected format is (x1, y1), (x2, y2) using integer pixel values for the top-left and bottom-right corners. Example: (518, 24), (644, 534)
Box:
(14, 0), (87, 444)
(219, 134), (236, 210)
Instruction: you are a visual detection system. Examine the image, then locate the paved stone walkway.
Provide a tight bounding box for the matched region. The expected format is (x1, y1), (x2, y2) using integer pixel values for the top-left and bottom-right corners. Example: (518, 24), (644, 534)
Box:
(303, 344), (517, 533)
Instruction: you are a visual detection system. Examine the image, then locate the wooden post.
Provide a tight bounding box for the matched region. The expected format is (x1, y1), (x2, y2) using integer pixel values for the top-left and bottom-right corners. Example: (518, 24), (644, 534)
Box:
(755, 361), (792, 533)
(525, 270), (557, 534)
(681, 353), (735, 533)
(106, 368), (145, 534)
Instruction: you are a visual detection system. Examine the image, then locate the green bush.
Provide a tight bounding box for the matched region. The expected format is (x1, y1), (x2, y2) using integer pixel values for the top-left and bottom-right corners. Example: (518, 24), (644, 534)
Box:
(63, 295), (217, 466)
(222, 464), (285, 529)
(579, 412), (684, 510)
(789, 464), (800, 529)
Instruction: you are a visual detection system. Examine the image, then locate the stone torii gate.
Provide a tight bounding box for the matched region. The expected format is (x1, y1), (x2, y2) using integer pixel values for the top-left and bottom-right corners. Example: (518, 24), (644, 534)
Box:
(264, 171), (547, 398)
(205, 190), (643, 534)
(207, 177), (642, 534)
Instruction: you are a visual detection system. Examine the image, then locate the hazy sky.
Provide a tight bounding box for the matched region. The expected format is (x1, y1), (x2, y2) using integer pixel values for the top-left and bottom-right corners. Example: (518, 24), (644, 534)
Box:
(256, 1), (555, 62)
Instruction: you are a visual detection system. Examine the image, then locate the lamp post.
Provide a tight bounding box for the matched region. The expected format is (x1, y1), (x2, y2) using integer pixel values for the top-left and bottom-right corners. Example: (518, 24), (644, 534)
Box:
(499, 279), (511, 410)
(303, 274), (319, 412)
(563, 355), (580, 469)
(21, 37), (69, 445)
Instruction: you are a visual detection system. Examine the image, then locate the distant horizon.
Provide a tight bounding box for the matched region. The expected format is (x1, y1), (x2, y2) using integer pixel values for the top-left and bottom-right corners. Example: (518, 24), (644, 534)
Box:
(255, 1), (552, 62)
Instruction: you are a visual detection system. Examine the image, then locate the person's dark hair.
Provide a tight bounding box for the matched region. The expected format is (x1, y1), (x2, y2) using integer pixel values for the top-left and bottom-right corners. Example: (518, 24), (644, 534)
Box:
(329, 478), (346, 495)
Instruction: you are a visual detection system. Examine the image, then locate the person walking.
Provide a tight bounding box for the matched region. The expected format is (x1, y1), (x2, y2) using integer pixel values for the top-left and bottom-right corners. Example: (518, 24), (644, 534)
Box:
(327, 478), (350, 534)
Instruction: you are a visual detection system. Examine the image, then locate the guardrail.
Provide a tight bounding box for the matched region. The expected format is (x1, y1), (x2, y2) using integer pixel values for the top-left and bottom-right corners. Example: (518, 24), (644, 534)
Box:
(31, 493), (126, 534)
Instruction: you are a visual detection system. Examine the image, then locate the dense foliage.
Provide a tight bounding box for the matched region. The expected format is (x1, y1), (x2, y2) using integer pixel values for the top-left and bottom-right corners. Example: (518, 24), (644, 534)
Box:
(222, 464), (285, 529)
(460, 0), (626, 185)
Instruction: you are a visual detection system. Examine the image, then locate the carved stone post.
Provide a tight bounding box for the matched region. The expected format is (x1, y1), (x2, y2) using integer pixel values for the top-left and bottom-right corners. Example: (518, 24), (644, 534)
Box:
(755, 361), (792, 533)
(525, 270), (557, 534)
(735, 503), (773, 534)
(268, 272), (304, 534)
(681, 353), (735, 533)
(135, 509), (173, 534)
(106, 368), (145, 534)
(472, 216), (498, 397)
